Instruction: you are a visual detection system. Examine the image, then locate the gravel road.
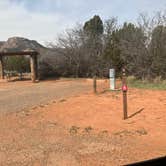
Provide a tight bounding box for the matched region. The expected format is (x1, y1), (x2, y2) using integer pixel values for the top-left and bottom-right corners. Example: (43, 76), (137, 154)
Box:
(0, 80), (91, 113)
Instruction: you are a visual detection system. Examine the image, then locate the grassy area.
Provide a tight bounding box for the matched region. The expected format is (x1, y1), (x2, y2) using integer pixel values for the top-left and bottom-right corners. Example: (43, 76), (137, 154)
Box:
(127, 76), (166, 90)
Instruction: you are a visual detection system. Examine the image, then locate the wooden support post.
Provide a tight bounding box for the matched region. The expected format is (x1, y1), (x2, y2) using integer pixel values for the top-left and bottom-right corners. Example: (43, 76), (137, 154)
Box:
(34, 55), (38, 80)
(122, 68), (128, 120)
(93, 75), (97, 94)
(123, 91), (128, 119)
(122, 68), (126, 85)
(0, 56), (4, 79)
(30, 55), (36, 83)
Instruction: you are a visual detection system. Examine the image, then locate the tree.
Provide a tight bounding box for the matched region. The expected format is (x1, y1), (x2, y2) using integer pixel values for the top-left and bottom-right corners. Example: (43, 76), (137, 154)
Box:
(103, 18), (122, 76)
(137, 12), (166, 79)
(150, 25), (166, 78)
(104, 17), (118, 44)
(103, 22), (147, 78)
(83, 15), (104, 37)
(4, 56), (30, 79)
(103, 30), (123, 77)
(45, 25), (90, 77)
(83, 15), (104, 76)
(116, 22), (147, 79)
(43, 11), (166, 80)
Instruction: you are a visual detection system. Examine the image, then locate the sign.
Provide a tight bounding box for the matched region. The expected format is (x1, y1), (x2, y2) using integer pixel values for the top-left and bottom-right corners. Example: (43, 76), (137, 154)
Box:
(109, 69), (115, 90)
(109, 69), (115, 78)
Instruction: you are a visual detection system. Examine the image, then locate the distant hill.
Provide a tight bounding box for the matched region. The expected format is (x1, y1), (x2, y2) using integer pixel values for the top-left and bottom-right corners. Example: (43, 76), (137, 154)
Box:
(0, 37), (47, 53)
(0, 37), (57, 64)
(0, 37), (59, 78)
(0, 41), (5, 48)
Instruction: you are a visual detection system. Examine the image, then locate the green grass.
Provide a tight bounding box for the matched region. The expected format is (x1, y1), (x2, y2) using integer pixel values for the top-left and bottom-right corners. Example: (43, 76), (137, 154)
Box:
(127, 76), (166, 90)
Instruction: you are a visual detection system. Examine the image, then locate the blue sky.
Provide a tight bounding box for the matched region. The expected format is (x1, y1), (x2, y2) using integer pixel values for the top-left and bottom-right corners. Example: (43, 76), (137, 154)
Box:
(0, 0), (166, 44)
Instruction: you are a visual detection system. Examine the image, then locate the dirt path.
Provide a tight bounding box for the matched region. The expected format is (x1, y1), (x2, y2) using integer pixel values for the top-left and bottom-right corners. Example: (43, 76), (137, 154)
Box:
(0, 79), (91, 113)
(0, 79), (165, 165)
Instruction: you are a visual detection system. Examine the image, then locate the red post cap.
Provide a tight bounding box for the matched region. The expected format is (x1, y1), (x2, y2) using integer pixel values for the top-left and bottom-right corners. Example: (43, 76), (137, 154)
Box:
(122, 85), (128, 92)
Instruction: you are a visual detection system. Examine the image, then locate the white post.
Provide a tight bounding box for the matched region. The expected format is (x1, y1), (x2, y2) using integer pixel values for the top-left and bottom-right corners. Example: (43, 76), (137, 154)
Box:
(109, 69), (115, 90)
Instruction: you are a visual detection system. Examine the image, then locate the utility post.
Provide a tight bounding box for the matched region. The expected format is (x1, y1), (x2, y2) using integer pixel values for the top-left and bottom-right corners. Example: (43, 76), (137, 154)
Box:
(122, 68), (128, 120)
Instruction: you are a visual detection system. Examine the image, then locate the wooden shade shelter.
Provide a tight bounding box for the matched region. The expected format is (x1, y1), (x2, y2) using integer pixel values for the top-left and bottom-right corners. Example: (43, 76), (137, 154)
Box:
(0, 51), (39, 82)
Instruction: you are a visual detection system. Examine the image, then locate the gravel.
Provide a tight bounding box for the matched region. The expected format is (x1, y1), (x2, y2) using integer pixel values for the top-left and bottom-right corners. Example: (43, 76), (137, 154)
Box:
(0, 80), (91, 113)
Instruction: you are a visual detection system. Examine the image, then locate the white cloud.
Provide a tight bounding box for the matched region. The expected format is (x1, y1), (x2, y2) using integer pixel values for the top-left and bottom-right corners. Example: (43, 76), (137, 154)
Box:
(0, 0), (75, 44)
(0, 0), (166, 45)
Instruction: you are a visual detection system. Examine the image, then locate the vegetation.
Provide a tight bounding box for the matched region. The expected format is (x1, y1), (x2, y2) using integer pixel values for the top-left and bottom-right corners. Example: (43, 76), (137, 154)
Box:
(4, 56), (30, 79)
(42, 12), (166, 81)
(4, 11), (166, 84)
(127, 76), (166, 90)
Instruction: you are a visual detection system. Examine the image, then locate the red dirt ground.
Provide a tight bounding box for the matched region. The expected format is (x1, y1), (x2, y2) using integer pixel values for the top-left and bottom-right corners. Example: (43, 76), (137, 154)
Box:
(0, 79), (166, 165)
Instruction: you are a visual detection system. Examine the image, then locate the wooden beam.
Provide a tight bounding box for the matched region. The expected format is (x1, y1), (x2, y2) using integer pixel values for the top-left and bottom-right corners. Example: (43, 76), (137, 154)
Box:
(0, 56), (4, 79)
(0, 51), (38, 56)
